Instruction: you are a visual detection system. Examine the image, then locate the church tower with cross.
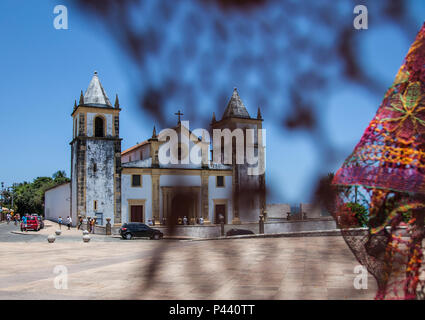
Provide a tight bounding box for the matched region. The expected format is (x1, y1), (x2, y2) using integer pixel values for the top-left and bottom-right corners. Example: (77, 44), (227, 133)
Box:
(118, 87), (265, 225)
(47, 72), (266, 228)
(70, 71), (122, 226)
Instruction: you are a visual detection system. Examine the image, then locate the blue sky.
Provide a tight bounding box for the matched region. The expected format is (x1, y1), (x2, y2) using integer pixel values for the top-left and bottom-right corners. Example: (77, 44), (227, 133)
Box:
(0, 0), (424, 204)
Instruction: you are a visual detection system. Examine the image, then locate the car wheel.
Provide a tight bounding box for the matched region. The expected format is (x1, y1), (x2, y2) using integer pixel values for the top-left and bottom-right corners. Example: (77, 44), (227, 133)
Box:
(125, 233), (133, 240)
(153, 233), (160, 240)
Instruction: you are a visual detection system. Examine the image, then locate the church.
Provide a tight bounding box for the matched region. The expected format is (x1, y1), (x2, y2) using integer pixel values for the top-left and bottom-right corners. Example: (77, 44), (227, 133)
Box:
(46, 72), (266, 227)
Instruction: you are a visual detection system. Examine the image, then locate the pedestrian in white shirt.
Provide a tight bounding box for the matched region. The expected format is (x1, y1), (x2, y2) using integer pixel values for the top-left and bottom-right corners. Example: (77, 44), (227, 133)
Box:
(66, 216), (72, 230)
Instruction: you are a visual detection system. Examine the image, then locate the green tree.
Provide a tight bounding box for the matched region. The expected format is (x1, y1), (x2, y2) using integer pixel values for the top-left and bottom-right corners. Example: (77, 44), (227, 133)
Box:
(12, 171), (70, 215)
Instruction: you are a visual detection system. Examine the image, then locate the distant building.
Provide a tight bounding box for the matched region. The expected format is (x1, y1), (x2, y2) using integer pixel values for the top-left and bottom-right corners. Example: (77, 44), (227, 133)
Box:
(46, 72), (266, 226)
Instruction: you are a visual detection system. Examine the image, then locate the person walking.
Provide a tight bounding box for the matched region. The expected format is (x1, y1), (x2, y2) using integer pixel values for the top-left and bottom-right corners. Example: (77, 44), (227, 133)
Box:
(90, 218), (95, 234)
(22, 215), (27, 232)
(77, 216), (83, 230)
(6, 213), (10, 224)
(58, 216), (63, 229)
(66, 216), (72, 230)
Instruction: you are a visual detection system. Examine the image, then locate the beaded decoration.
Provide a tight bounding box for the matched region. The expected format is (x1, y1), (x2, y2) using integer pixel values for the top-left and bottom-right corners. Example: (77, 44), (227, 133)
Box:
(332, 23), (425, 300)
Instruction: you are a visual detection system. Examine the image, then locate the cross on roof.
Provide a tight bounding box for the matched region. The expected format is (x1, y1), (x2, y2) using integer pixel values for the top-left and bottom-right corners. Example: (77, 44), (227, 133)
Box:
(175, 110), (184, 123)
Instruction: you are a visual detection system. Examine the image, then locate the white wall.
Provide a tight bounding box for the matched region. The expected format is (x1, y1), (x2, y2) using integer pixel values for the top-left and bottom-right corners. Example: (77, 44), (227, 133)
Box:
(208, 175), (232, 223)
(266, 203), (291, 219)
(45, 183), (71, 224)
(85, 140), (115, 225)
(121, 174), (152, 223)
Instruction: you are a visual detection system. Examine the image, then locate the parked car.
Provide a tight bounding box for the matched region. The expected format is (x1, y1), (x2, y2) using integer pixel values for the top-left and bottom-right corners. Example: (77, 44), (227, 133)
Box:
(21, 216), (41, 231)
(37, 216), (44, 229)
(119, 223), (163, 240)
(226, 228), (255, 236)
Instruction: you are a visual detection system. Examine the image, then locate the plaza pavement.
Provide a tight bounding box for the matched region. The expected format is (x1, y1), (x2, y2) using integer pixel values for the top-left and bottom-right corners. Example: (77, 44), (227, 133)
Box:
(0, 223), (378, 299)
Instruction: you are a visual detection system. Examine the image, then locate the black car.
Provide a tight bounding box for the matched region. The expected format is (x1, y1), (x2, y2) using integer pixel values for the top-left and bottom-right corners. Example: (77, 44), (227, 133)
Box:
(119, 223), (163, 240)
(226, 228), (255, 236)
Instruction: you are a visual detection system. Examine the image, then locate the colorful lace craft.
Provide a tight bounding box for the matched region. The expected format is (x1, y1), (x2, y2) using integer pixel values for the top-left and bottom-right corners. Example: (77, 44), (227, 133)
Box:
(332, 23), (425, 300)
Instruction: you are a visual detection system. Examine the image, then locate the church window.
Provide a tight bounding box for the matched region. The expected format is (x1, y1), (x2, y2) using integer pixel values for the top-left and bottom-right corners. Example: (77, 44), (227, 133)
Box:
(216, 176), (225, 187)
(132, 174), (141, 187)
(94, 200), (98, 211)
(93, 163), (97, 173)
(94, 116), (105, 137)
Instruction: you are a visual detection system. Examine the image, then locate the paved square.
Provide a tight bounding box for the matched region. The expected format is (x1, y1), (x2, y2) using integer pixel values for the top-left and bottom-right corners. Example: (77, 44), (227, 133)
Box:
(0, 229), (377, 299)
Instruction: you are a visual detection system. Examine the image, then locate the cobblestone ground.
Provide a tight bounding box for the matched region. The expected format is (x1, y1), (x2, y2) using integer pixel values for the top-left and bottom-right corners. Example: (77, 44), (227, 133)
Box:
(0, 222), (377, 300)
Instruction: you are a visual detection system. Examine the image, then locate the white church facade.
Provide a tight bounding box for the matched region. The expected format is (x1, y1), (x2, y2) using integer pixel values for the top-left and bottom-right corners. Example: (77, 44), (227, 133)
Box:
(45, 72), (266, 227)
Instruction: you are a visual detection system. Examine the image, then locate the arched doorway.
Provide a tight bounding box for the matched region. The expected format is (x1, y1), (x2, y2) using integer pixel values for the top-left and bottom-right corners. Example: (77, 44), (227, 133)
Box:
(170, 193), (195, 224)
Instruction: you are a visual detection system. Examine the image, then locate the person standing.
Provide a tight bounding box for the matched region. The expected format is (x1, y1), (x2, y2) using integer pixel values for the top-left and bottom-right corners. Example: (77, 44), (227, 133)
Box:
(58, 216), (63, 229)
(183, 216), (188, 225)
(6, 213), (10, 224)
(90, 218), (95, 234)
(66, 216), (72, 230)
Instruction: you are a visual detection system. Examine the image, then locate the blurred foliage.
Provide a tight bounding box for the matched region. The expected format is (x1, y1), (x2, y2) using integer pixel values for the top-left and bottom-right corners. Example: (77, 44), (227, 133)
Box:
(346, 202), (368, 227)
(75, 0), (421, 203)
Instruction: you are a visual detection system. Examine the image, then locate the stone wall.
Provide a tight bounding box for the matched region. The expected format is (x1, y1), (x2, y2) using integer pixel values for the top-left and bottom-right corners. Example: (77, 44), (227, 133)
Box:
(266, 203), (291, 219)
(224, 217), (336, 234)
(146, 225), (221, 238)
(110, 217), (337, 238)
(300, 203), (328, 219)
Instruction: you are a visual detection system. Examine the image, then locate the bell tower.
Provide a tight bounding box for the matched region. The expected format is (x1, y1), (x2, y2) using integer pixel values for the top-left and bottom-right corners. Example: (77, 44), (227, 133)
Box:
(211, 88), (266, 223)
(70, 71), (122, 226)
